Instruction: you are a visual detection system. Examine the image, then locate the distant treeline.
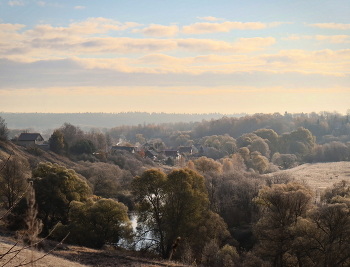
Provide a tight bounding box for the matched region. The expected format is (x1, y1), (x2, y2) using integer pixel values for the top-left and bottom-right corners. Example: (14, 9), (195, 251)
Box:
(0, 112), (246, 130)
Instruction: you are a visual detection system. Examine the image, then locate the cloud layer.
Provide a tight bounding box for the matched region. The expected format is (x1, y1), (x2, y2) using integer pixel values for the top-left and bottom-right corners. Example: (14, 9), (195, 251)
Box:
(1, 16), (349, 114)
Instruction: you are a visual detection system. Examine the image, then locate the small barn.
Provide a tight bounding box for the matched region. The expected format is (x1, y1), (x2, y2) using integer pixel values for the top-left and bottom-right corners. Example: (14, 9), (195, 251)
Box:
(17, 133), (44, 147)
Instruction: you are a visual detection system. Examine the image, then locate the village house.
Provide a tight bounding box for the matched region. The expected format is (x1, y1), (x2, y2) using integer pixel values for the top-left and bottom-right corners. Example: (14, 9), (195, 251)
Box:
(145, 150), (158, 160)
(111, 145), (135, 153)
(17, 133), (45, 147)
(178, 146), (193, 154)
(163, 149), (180, 159)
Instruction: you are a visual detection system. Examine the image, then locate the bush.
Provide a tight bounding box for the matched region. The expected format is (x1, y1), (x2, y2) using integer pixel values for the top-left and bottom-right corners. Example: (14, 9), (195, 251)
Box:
(54, 198), (133, 248)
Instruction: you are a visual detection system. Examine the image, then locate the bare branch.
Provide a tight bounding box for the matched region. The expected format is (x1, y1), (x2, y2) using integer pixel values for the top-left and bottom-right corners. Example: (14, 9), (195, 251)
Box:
(1, 247), (22, 267)
(14, 233), (70, 267)
(0, 150), (13, 173)
(0, 182), (31, 221)
(0, 232), (25, 260)
(4, 223), (60, 255)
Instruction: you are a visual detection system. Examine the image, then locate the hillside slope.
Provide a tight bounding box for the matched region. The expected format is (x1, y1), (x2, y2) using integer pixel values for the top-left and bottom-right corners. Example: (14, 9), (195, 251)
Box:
(265, 161), (350, 193)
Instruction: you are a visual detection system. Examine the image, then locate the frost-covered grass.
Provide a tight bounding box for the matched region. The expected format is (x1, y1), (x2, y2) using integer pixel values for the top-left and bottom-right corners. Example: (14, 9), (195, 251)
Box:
(0, 239), (88, 267)
(266, 161), (350, 194)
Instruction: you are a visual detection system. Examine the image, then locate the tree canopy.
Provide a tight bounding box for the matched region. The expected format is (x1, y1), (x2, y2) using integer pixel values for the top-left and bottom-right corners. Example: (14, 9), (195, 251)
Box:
(55, 198), (132, 248)
(31, 162), (91, 233)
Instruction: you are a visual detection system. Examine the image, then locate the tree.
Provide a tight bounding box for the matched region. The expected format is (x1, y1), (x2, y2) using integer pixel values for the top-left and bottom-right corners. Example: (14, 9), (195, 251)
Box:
(70, 139), (96, 155)
(248, 138), (270, 158)
(253, 181), (314, 267)
(271, 153), (297, 169)
(216, 244), (239, 267)
(238, 147), (250, 163)
(323, 141), (349, 162)
(31, 162), (91, 233)
(200, 134), (237, 155)
(164, 169), (209, 254)
(75, 162), (123, 198)
(132, 169), (168, 256)
(280, 127), (316, 155)
(222, 158), (233, 173)
(251, 151), (269, 174)
(55, 198), (132, 248)
(0, 156), (29, 208)
(294, 203), (350, 267)
(136, 133), (146, 144)
(132, 168), (212, 259)
(322, 180), (350, 203)
(194, 156), (222, 173)
(59, 123), (84, 146)
(0, 116), (9, 141)
(49, 129), (67, 154)
(254, 129), (279, 154)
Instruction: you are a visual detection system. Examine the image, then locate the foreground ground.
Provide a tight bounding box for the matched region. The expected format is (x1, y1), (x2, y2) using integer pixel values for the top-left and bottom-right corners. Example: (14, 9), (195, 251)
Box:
(0, 236), (188, 267)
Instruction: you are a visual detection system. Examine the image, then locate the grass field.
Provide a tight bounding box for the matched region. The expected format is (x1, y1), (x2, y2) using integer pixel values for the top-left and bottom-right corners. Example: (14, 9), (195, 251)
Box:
(267, 161), (350, 195)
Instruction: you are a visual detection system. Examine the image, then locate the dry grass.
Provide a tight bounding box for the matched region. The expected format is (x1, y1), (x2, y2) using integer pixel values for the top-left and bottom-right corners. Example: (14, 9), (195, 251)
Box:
(0, 236), (189, 267)
(48, 243), (188, 267)
(265, 161), (350, 194)
(0, 238), (88, 267)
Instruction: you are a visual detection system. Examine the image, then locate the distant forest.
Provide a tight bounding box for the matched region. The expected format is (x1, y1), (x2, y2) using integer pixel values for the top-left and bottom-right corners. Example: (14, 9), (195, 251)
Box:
(0, 112), (247, 131)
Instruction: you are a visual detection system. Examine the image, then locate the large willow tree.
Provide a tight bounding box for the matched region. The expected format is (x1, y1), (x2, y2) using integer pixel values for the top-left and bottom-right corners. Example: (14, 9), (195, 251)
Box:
(132, 168), (228, 259)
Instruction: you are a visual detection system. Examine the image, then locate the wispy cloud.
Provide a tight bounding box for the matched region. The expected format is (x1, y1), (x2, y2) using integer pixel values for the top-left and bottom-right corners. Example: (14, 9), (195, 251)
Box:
(75, 6), (86, 9)
(0, 22), (276, 58)
(132, 24), (179, 37)
(8, 0), (24, 6)
(182, 21), (290, 34)
(308, 23), (350, 30)
(24, 18), (141, 37)
(315, 35), (350, 43)
(37, 1), (45, 7)
(196, 16), (224, 21)
(281, 34), (300, 40)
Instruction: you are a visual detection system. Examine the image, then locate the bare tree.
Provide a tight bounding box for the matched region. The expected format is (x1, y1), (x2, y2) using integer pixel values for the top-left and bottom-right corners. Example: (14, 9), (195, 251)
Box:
(0, 156), (29, 208)
(0, 117), (9, 141)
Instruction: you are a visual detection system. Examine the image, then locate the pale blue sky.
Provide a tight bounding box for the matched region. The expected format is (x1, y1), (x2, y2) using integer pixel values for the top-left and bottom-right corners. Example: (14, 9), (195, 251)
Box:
(0, 0), (349, 114)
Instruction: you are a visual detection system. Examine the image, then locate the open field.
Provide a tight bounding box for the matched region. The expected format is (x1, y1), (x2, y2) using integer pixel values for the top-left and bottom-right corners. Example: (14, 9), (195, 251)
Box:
(266, 161), (350, 193)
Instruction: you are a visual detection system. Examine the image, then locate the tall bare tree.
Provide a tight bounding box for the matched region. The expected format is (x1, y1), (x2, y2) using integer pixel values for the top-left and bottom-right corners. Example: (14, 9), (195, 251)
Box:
(0, 156), (29, 208)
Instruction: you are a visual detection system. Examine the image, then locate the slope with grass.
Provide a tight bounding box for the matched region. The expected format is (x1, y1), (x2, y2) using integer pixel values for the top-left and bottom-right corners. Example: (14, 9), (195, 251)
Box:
(266, 161), (350, 193)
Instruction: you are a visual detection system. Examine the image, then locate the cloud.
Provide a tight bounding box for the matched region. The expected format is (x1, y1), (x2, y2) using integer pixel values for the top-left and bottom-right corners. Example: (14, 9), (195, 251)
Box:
(8, 0), (24, 6)
(182, 21), (266, 34)
(75, 6), (86, 9)
(196, 16), (224, 21)
(0, 21), (276, 58)
(182, 21), (289, 34)
(315, 35), (350, 43)
(37, 1), (45, 6)
(281, 34), (300, 41)
(132, 24), (179, 37)
(11, 47), (348, 78)
(24, 18), (142, 38)
(308, 23), (350, 30)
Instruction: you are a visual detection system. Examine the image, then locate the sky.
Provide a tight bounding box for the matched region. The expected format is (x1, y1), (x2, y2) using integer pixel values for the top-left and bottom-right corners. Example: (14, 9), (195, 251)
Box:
(0, 0), (349, 115)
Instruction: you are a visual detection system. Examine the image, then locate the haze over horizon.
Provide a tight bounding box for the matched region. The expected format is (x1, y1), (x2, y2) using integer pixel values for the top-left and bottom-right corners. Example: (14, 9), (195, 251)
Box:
(0, 0), (349, 114)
